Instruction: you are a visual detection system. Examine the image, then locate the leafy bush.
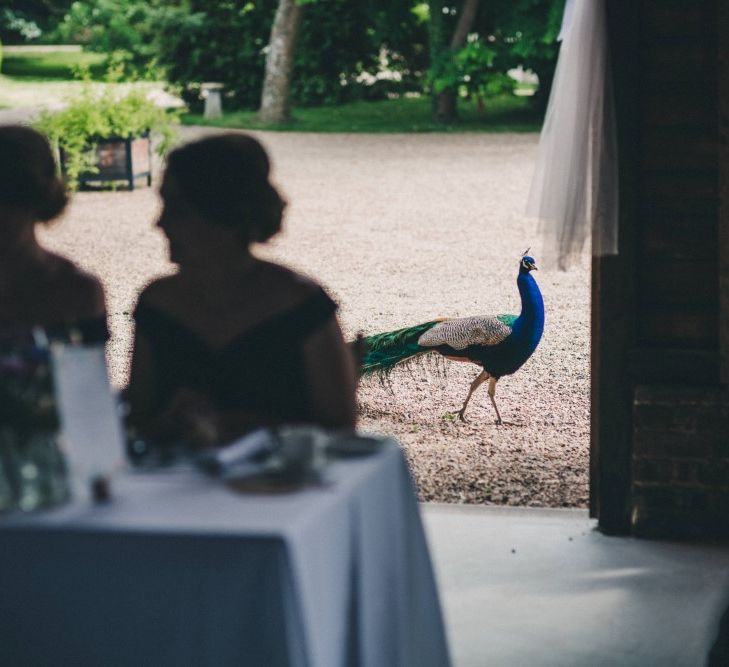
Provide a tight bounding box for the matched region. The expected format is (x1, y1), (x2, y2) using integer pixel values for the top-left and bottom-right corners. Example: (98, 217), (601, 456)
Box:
(426, 0), (565, 117)
(154, 0), (428, 111)
(430, 37), (512, 98)
(292, 0), (412, 106)
(480, 0), (566, 113)
(35, 81), (177, 188)
(154, 1), (272, 112)
(52, 0), (161, 79)
(430, 37), (516, 107)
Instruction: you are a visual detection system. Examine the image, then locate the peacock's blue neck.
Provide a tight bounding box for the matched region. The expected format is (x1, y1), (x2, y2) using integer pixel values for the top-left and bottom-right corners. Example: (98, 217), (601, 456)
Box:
(512, 270), (544, 352)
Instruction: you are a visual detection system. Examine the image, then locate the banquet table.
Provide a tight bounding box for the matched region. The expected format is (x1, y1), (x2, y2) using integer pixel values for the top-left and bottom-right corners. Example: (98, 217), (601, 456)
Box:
(0, 437), (451, 667)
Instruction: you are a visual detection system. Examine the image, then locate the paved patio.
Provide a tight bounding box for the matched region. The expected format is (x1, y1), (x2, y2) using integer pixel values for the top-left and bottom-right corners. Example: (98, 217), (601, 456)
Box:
(423, 504), (729, 666)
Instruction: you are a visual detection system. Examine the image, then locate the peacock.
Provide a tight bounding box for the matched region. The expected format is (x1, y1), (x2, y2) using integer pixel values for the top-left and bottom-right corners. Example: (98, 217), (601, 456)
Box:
(360, 252), (544, 424)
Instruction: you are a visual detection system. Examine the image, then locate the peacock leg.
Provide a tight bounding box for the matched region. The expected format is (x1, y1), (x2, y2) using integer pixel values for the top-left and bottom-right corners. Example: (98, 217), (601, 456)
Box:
(487, 377), (502, 425)
(457, 369), (489, 421)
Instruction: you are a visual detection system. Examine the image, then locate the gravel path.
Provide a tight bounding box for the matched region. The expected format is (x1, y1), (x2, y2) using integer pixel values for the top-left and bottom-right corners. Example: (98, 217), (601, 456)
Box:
(38, 129), (590, 508)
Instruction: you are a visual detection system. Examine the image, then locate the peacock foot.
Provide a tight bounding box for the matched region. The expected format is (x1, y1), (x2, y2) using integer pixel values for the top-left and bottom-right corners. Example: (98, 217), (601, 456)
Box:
(457, 410), (468, 422)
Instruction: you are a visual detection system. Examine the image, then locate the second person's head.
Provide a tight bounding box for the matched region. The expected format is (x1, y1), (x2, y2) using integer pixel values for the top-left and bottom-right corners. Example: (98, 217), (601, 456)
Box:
(158, 133), (286, 267)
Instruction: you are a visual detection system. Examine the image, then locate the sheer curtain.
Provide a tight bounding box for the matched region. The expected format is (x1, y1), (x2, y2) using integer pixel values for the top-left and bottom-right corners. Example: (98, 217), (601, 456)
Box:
(526, 0), (618, 270)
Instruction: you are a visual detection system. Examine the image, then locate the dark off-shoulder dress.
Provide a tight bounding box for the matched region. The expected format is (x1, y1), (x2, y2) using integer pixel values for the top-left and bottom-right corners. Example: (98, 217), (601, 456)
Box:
(133, 287), (338, 422)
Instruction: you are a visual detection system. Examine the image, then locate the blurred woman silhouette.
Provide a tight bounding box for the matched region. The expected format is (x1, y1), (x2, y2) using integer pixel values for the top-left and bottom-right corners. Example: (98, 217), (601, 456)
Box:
(127, 133), (357, 446)
(0, 125), (106, 340)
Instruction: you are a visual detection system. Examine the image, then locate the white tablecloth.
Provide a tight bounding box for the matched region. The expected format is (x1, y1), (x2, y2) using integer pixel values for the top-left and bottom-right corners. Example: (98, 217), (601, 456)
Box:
(0, 439), (450, 667)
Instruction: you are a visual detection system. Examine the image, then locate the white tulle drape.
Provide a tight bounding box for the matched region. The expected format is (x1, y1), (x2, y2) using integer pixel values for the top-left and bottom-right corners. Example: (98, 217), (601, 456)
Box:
(526, 0), (618, 270)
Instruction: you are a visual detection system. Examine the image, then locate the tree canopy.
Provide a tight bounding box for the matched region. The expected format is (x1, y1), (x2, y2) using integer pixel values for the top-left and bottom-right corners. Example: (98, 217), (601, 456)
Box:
(7, 0), (565, 121)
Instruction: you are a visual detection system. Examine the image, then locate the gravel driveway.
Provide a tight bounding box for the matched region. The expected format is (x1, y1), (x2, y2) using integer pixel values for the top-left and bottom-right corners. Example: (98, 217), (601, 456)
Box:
(39, 129), (590, 507)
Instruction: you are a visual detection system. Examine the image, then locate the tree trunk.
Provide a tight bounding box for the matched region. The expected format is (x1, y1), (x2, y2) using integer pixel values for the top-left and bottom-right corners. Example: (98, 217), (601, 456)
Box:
(434, 88), (458, 123)
(259, 0), (303, 124)
(449, 0), (479, 50)
(432, 0), (480, 123)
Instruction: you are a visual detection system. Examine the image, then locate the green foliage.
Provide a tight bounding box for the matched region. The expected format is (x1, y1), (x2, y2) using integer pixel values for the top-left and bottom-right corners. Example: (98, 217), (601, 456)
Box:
(479, 0), (566, 111)
(0, 9), (43, 43)
(52, 0), (161, 79)
(494, 0), (565, 112)
(495, 0), (565, 64)
(293, 0), (386, 106)
(430, 37), (514, 100)
(154, 0), (428, 111)
(0, 2), (75, 44)
(34, 77), (177, 188)
(153, 1), (272, 111)
(10, 0), (563, 125)
(426, 0), (565, 116)
(411, 3), (429, 24)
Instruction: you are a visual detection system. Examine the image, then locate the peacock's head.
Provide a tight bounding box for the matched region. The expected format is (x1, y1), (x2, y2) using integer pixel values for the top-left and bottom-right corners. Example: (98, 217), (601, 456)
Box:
(520, 249), (538, 273)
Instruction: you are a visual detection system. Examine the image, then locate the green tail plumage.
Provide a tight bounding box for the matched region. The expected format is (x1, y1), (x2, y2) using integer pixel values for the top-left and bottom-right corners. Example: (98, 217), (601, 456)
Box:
(360, 321), (442, 376)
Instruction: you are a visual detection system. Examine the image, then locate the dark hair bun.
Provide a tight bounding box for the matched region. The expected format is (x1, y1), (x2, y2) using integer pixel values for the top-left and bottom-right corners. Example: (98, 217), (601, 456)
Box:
(165, 133), (285, 243)
(0, 125), (69, 222)
(36, 177), (69, 222)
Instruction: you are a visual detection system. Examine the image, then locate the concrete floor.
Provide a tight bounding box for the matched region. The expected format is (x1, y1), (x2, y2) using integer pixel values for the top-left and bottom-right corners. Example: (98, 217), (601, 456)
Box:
(422, 504), (729, 667)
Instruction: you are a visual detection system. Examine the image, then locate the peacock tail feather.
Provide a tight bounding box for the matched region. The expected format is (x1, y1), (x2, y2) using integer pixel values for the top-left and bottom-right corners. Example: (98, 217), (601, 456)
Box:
(360, 320), (442, 376)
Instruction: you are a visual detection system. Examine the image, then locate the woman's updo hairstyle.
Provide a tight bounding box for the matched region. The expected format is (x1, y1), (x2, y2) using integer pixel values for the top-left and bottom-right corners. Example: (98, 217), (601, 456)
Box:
(0, 125), (68, 222)
(164, 133), (286, 244)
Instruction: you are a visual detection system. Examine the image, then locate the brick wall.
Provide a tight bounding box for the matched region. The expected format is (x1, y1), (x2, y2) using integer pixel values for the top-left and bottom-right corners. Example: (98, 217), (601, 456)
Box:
(632, 385), (729, 539)
(619, 0), (729, 540)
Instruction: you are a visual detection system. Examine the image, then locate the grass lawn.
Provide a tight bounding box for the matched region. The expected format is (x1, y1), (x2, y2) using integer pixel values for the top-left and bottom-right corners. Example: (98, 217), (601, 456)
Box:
(1, 50), (107, 80)
(182, 94), (543, 133)
(0, 48), (110, 107)
(0, 49), (172, 110)
(0, 75), (171, 110)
